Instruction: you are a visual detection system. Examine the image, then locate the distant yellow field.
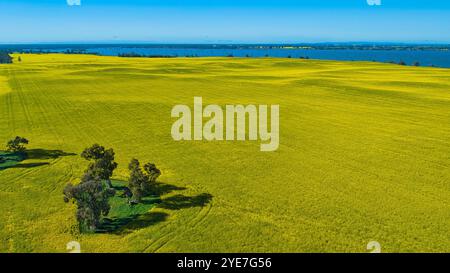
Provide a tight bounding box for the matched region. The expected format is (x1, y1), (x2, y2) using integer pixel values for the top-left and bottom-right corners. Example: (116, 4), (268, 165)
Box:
(1, 54), (450, 253)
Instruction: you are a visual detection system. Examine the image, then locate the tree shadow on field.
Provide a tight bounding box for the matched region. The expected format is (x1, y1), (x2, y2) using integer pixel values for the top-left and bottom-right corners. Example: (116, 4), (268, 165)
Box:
(26, 149), (77, 160)
(111, 181), (186, 195)
(7, 162), (50, 169)
(98, 212), (169, 234)
(0, 149), (76, 171)
(150, 182), (187, 196)
(100, 181), (212, 234)
(158, 193), (213, 210)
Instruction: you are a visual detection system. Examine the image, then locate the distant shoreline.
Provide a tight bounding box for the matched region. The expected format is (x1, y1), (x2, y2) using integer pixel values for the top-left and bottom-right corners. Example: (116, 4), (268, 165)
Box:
(1, 43), (450, 52)
(4, 44), (450, 68)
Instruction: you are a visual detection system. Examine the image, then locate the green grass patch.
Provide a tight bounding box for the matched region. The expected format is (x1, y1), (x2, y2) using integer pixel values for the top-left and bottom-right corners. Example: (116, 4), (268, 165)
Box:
(98, 180), (162, 234)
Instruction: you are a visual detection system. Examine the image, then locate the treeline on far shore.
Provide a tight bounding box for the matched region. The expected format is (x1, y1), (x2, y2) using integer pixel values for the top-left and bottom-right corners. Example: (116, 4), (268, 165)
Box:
(118, 52), (176, 58)
(0, 52), (12, 64)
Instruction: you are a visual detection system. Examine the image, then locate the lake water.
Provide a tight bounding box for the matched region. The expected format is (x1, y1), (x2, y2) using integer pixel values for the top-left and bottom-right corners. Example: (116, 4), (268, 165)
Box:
(88, 47), (450, 68)
(4, 44), (450, 68)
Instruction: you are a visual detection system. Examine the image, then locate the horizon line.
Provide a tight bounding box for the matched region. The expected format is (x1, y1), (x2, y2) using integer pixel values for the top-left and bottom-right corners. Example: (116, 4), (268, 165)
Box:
(1, 41), (450, 46)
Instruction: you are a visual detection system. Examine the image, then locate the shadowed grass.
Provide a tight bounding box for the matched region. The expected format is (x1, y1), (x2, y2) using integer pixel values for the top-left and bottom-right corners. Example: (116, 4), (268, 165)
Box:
(98, 180), (211, 234)
(0, 149), (76, 171)
(0, 152), (27, 170)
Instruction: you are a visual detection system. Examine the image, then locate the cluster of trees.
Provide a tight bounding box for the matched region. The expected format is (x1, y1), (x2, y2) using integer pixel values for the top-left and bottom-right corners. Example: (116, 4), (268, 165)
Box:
(64, 144), (161, 232)
(80, 144), (118, 188)
(388, 60), (422, 67)
(21, 50), (49, 54)
(127, 159), (161, 204)
(64, 144), (118, 232)
(0, 52), (13, 64)
(63, 173), (116, 232)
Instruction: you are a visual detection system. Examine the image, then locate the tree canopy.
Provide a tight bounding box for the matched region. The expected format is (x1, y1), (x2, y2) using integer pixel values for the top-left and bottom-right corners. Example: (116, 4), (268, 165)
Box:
(81, 144), (118, 187)
(6, 136), (29, 153)
(128, 158), (161, 203)
(63, 173), (115, 232)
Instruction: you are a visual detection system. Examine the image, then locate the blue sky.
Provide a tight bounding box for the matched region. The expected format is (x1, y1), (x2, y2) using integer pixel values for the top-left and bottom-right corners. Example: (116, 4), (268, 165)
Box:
(1, 0), (449, 43)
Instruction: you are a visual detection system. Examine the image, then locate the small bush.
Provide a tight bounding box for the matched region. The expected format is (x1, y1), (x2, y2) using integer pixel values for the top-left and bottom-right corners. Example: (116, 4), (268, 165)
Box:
(6, 136), (29, 153)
